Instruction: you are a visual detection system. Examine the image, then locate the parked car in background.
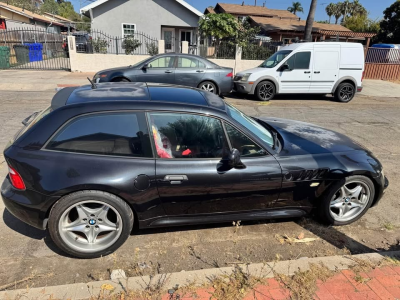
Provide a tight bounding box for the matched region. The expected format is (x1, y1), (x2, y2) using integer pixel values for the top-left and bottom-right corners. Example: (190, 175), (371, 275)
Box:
(2, 83), (388, 258)
(234, 42), (365, 102)
(73, 32), (93, 53)
(93, 53), (234, 95)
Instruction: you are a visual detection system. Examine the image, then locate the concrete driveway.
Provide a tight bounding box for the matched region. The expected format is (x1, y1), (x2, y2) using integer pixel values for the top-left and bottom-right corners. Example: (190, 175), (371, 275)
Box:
(0, 70), (399, 289)
(362, 79), (400, 98)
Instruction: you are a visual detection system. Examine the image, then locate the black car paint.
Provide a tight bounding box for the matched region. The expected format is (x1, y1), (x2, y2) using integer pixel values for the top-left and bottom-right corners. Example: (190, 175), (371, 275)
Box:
(1, 84), (387, 231)
(93, 53), (234, 94)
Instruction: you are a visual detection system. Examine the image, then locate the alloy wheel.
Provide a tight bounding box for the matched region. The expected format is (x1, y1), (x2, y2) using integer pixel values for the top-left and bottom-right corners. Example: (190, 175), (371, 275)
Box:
(200, 83), (215, 93)
(339, 85), (354, 101)
(258, 83), (274, 100)
(329, 181), (371, 222)
(58, 200), (122, 253)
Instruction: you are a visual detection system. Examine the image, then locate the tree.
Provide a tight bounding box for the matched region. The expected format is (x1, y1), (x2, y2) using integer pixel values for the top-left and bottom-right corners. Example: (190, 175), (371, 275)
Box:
(41, 0), (59, 14)
(344, 14), (380, 33)
(325, 3), (335, 23)
(339, 0), (351, 22)
(333, 3), (343, 24)
(287, 2), (304, 15)
(199, 13), (239, 57)
(8, 0), (37, 12)
(236, 18), (260, 47)
(304, 0), (318, 41)
(377, 0), (400, 43)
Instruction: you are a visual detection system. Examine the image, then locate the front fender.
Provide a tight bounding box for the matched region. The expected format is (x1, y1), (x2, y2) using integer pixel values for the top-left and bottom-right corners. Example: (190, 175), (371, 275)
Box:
(249, 75), (279, 94)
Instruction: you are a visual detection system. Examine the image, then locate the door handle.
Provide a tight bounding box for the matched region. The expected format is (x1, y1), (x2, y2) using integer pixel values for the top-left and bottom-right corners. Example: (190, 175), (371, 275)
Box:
(314, 71), (321, 74)
(164, 175), (188, 184)
(304, 71), (311, 74)
(165, 70), (173, 74)
(196, 70), (205, 73)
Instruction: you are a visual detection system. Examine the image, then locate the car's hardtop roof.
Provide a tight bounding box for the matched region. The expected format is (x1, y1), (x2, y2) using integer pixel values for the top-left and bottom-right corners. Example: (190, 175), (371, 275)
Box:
(51, 82), (226, 111)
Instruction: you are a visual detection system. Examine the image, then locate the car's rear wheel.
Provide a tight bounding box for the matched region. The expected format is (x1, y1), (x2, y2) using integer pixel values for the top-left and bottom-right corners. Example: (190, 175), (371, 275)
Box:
(48, 191), (133, 258)
(112, 77), (130, 82)
(199, 81), (218, 94)
(334, 82), (355, 103)
(255, 81), (276, 101)
(318, 175), (375, 226)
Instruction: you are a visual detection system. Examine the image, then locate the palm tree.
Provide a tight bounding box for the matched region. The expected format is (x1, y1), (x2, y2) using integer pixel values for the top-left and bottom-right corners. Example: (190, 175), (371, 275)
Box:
(287, 2), (304, 15)
(325, 3), (335, 23)
(304, 0), (317, 41)
(351, 0), (367, 17)
(340, 0), (351, 22)
(333, 3), (343, 24)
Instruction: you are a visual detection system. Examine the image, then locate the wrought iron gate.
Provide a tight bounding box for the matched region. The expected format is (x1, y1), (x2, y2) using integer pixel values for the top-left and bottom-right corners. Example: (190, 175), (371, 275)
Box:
(0, 28), (70, 70)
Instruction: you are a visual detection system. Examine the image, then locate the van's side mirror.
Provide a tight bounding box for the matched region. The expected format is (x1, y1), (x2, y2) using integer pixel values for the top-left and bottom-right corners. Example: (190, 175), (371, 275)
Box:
(280, 63), (290, 72)
(225, 148), (246, 169)
(142, 63), (148, 70)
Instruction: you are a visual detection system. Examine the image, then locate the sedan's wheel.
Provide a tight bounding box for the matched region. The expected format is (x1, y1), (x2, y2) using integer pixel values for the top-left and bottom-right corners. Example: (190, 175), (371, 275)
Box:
(48, 191), (133, 258)
(318, 175), (375, 226)
(255, 81), (275, 101)
(334, 83), (355, 103)
(199, 81), (217, 94)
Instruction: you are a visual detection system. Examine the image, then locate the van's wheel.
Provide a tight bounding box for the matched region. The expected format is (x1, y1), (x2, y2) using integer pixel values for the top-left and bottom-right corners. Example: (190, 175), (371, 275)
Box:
(334, 83), (355, 103)
(255, 81), (276, 101)
(199, 81), (218, 94)
(48, 191), (134, 258)
(317, 175), (375, 226)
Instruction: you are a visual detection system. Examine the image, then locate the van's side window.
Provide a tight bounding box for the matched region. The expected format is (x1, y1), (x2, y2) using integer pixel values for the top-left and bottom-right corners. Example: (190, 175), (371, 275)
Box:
(285, 52), (311, 70)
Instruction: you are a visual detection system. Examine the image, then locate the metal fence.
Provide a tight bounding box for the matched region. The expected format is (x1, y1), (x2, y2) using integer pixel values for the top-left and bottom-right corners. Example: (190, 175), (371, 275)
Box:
(365, 47), (400, 64)
(198, 40), (236, 59)
(77, 30), (159, 55)
(242, 40), (281, 60)
(364, 47), (400, 80)
(0, 28), (70, 70)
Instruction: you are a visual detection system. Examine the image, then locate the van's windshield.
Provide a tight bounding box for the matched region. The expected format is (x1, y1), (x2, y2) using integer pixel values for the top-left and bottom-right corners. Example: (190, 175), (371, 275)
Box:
(259, 50), (292, 68)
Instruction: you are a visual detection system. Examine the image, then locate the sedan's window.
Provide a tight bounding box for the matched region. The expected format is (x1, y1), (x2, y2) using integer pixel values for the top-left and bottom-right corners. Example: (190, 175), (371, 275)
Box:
(226, 104), (273, 147)
(149, 113), (229, 159)
(177, 57), (206, 69)
(47, 112), (153, 158)
(148, 56), (175, 68)
(225, 123), (266, 157)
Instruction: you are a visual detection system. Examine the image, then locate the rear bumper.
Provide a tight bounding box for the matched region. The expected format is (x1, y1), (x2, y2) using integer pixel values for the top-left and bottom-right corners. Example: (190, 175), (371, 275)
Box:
(357, 86), (363, 93)
(219, 79), (234, 95)
(1, 176), (59, 230)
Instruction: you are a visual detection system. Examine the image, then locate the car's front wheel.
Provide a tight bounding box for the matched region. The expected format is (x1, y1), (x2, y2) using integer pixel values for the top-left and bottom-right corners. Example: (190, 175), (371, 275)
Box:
(48, 191), (133, 258)
(255, 81), (276, 101)
(318, 175), (375, 226)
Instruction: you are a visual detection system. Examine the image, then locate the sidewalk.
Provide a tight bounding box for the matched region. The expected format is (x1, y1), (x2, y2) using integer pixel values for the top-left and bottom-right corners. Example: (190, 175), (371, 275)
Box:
(1, 252), (399, 300)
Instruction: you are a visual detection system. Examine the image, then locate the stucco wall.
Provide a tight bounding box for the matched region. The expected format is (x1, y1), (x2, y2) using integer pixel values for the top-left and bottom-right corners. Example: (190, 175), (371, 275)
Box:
(91, 0), (199, 39)
(208, 59), (264, 74)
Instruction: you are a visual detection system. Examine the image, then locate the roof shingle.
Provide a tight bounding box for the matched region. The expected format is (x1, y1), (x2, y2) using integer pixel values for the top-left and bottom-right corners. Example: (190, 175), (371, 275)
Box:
(216, 3), (298, 19)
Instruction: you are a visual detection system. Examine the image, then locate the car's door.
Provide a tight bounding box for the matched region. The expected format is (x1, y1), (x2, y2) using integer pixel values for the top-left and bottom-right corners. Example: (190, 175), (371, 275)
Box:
(278, 51), (312, 93)
(310, 45), (340, 93)
(175, 56), (206, 87)
(149, 112), (282, 216)
(136, 55), (176, 84)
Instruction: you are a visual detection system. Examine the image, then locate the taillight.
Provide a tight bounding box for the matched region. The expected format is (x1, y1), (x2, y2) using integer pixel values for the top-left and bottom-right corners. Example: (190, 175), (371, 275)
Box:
(226, 72), (233, 78)
(8, 165), (26, 190)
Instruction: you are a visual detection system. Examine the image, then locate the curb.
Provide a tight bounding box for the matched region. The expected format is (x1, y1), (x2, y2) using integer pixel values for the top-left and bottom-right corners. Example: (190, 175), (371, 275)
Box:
(1, 251), (400, 300)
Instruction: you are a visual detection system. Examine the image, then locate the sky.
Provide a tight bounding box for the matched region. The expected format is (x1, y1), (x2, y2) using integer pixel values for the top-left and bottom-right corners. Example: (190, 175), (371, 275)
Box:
(70, 0), (394, 22)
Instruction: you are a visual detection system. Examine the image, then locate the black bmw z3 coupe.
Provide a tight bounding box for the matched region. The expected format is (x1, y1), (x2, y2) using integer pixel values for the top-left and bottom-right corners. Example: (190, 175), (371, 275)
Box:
(2, 82), (388, 258)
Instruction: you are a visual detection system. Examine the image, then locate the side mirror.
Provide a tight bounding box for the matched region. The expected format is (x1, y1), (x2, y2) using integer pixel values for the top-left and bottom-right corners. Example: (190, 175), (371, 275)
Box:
(142, 63), (148, 70)
(280, 63), (290, 71)
(226, 148), (246, 169)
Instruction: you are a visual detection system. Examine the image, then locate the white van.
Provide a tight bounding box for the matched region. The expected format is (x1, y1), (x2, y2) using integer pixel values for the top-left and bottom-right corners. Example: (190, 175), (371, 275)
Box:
(234, 42), (365, 102)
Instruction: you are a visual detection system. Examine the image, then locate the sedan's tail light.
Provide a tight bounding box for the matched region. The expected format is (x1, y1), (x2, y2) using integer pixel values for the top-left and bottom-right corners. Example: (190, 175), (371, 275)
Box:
(8, 165), (26, 190)
(226, 72), (233, 78)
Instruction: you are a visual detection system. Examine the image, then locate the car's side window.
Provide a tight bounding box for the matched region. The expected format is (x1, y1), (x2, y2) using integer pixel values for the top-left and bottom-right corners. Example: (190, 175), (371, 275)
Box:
(225, 123), (266, 157)
(148, 56), (175, 68)
(177, 57), (206, 69)
(46, 112), (153, 158)
(149, 113), (229, 159)
(284, 52), (311, 70)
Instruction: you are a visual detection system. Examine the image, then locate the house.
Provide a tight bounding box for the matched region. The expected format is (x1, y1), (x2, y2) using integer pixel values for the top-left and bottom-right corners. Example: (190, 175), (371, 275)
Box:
(43, 12), (76, 31)
(205, 2), (376, 46)
(80, 0), (203, 53)
(0, 1), (73, 33)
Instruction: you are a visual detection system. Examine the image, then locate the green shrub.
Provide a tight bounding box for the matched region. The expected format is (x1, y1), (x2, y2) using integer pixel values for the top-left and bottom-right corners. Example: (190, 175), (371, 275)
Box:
(124, 36), (142, 55)
(91, 37), (109, 54)
(146, 42), (159, 56)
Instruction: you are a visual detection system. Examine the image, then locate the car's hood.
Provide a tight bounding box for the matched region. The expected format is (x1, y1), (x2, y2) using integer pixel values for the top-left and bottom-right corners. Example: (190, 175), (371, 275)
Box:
(96, 67), (129, 75)
(258, 117), (365, 156)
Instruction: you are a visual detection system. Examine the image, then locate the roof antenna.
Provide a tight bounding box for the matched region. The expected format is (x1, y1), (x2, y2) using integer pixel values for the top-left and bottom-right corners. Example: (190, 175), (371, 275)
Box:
(87, 77), (97, 89)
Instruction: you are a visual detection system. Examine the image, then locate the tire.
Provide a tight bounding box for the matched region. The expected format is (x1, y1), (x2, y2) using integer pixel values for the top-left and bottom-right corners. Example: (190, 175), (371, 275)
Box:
(334, 82), (355, 103)
(112, 77), (130, 82)
(48, 190), (134, 258)
(317, 175), (375, 226)
(199, 81), (218, 94)
(255, 81), (276, 101)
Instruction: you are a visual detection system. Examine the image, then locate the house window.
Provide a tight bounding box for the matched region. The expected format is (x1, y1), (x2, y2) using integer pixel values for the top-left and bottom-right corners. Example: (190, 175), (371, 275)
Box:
(180, 30), (192, 44)
(0, 18), (6, 30)
(122, 23), (136, 38)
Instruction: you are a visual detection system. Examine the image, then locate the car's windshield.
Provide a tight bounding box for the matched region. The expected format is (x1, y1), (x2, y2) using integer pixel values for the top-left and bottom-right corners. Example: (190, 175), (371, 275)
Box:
(260, 50), (292, 68)
(226, 104), (273, 147)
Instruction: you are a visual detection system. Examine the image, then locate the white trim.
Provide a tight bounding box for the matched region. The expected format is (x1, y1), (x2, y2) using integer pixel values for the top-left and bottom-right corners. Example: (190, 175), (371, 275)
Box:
(80, 0), (203, 17)
(121, 23), (136, 37)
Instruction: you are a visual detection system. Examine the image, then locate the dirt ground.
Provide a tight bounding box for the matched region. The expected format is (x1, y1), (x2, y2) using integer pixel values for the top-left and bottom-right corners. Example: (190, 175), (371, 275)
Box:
(0, 70), (399, 290)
